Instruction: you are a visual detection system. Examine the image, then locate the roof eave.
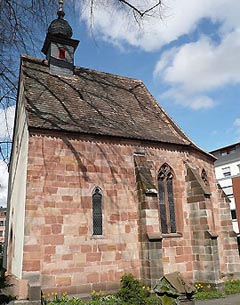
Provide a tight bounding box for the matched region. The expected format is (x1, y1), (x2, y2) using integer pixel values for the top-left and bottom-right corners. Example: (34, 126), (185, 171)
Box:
(27, 126), (216, 161)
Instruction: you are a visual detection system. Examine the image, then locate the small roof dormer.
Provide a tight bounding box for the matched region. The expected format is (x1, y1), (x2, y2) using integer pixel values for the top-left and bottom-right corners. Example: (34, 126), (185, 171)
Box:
(41, 0), (79, 76)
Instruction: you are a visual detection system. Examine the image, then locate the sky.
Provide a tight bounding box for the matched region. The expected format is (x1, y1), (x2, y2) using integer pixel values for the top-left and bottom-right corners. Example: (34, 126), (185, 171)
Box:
(1, 0), (240, 205)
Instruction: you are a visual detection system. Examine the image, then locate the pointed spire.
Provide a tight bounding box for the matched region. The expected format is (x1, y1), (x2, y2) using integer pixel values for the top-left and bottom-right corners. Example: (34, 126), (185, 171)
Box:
(57, 0), (65, 19)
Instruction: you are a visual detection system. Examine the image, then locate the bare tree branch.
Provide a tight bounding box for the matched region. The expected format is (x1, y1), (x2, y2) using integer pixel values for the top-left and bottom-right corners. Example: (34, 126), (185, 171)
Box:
(119, 0), (161, 17)
(0, 0), (164, 163)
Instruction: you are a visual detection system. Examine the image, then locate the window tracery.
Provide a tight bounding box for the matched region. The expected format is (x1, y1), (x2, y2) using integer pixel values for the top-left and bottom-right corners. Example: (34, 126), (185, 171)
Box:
(158, 164), (176, 234)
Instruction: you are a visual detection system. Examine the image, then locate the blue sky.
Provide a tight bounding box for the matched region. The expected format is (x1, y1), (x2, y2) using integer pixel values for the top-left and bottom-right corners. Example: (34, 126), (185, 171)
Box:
(72, 0), (240, 151)
(1, 0), (240, 205)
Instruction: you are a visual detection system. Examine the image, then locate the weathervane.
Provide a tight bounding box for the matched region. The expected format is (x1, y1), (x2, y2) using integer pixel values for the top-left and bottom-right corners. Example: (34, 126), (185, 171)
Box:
(57, 0), (65, 18)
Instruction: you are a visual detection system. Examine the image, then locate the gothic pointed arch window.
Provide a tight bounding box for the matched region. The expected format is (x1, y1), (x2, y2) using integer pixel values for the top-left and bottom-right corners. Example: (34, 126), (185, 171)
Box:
(158, 164), (176, 234)
(201, 169), (208, 185)
(92, 187), (103, 235)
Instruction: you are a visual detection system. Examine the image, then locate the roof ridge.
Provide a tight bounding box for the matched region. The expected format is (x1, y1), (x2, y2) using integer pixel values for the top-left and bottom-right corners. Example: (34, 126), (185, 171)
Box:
(21, 54), (142, 83)
(74, 66), (142, 82)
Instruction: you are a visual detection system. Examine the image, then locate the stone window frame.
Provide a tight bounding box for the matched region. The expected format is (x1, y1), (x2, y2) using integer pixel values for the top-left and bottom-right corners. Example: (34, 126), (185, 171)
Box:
(158, 163), (177, 234)
(92, 186), (103, 237)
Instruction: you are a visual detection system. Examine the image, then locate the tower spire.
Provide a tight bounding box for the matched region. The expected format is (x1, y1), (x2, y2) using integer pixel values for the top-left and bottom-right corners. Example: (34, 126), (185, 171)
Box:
(57, 0), (65, 19)
(41, 0), (79, 76)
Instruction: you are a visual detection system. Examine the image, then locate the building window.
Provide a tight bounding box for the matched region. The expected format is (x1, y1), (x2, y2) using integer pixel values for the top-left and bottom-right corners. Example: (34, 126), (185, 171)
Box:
(58, 47), (66, 60)
(201, 169), (208, 185)
(220, 147), (236, 156)
(230, 148), (236, 154)
(231, 209), (237, 220)
(220, 151), (228, 156)
(222, 186), (233, 196)
(222, 166), (231, 177)
(92, 187), (103, 235)
(0, 221), (4, 226)
(158, 164), (176, 234)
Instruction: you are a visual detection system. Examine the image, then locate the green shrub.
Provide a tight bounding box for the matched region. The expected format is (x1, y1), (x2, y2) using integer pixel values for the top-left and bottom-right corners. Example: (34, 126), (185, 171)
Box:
(42, 275), (240, 304)
(116, 274), (150, 305)
(87, 294), (122, 305)
(194, 282), (225, 300)
(225, 279), (240, 295)
(115, 274), (161, 305)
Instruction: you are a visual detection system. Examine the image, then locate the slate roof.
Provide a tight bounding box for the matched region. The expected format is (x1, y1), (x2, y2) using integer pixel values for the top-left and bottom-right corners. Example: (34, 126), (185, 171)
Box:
(20, 55), (207, 153)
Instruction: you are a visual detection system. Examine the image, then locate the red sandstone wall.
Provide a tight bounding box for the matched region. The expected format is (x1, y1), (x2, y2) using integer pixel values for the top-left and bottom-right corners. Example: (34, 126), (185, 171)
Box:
(24, 134), (141, 295)
(233, 176), (240, 231)
(22, 133), (240, 295)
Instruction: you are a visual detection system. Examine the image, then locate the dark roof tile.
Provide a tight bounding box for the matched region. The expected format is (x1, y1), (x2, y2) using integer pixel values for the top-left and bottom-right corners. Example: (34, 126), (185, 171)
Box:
(21, 55), (195, 147)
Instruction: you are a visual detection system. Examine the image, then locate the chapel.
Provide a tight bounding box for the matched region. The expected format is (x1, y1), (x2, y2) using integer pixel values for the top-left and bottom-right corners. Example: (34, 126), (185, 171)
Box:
(4, 2), (240, 300)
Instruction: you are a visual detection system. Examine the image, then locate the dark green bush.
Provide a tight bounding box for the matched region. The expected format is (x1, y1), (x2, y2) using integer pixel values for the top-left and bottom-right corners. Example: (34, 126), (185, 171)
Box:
(116, 274), (161, 305)
(116, 274), (150, 305)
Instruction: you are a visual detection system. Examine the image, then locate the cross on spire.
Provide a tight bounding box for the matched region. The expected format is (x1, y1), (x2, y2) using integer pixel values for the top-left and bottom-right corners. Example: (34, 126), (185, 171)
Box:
(57, 0), (65, 18)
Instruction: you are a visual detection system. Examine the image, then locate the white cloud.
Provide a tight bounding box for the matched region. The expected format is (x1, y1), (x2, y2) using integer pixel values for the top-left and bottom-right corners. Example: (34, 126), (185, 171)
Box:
(155, 31), (240, 93)
(234, 118), (240, 127)
(154, 30), (240, 109)
(78, 0), (240, 51)
(234, 118), (240, 140)
(0, 106), (15, 140)
(162, 88), (215, 110)
(78, 0), (240, 110)
(0, 160), (8, 207)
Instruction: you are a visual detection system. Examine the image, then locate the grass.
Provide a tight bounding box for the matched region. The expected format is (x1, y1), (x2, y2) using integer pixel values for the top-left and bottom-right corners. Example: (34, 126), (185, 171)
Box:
(195, 279), (240, 300)
(225, 279), (240, 295)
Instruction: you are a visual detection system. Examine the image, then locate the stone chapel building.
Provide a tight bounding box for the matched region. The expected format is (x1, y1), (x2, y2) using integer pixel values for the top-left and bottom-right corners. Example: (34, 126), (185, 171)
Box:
(4, 5), (240, 301)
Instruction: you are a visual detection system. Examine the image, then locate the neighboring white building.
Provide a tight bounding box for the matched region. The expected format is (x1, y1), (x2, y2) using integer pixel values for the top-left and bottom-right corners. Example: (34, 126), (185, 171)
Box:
(210, 142), (240, 235)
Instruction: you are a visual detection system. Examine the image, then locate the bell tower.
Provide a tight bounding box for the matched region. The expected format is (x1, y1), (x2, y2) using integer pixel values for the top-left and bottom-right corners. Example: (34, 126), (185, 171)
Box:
(41, 0), (79, 75)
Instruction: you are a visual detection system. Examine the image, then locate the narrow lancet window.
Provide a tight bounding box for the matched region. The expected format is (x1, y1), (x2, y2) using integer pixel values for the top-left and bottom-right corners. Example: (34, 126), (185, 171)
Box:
(92, 187), (103, 235)
(158, 164), (176, 234)
(201, 169), (208, 185)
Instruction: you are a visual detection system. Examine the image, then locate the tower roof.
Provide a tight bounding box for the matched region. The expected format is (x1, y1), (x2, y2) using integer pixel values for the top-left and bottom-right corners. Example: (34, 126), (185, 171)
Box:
(47, 17), (73, 38)
(41, 0), (79, 58)
(47, 0), (73, 38)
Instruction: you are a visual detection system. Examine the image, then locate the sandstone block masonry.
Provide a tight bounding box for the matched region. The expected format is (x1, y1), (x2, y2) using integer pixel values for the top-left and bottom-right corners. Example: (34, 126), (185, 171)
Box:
(7, 131), (240, 298)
